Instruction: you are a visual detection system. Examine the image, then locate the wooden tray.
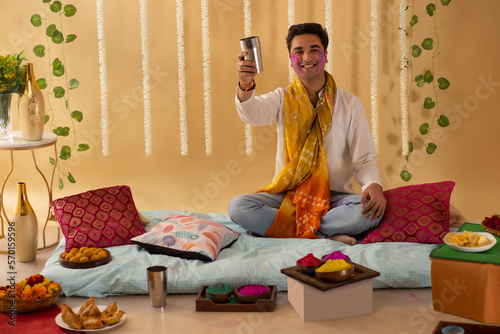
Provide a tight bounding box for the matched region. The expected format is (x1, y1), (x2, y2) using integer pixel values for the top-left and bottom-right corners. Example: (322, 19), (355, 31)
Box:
(281, 262), (380, 292)
(196, 285), (276, 312)
(59, 249), (111, 269)
(432, 321), (500, 334)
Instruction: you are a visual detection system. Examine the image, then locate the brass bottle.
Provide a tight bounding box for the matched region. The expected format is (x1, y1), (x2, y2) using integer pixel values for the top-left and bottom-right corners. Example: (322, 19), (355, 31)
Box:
(18, 63), (45, 141)
(12, 182), (39, 262)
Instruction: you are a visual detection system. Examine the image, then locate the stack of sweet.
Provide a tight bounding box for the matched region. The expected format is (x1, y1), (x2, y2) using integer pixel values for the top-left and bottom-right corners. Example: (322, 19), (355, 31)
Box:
(296, 252), (355, 282)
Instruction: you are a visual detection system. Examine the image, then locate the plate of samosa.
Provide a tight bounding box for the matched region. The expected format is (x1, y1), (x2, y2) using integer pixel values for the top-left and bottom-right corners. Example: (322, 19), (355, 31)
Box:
(55, 296), (126, 331)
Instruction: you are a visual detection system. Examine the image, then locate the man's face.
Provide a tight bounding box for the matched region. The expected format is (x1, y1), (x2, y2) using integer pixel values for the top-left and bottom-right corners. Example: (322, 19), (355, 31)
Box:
(289, 34), (327, 81)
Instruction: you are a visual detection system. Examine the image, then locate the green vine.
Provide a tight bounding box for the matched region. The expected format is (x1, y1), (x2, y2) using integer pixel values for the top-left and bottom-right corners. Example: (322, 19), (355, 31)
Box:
(30, 0), (89, 189)
(401, 0), (451, 182)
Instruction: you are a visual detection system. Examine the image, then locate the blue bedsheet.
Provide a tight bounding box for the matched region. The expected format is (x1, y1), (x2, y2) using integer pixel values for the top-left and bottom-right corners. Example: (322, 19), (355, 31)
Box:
(41, 210), (438, 297)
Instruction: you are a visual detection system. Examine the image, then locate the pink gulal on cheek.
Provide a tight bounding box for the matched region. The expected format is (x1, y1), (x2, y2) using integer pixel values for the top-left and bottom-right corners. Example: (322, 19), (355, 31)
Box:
(290, 54), (305, 75)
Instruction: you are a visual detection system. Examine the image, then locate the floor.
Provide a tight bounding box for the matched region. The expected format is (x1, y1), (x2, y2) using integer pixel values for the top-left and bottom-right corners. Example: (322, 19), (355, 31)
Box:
(0, 222), (495, 333)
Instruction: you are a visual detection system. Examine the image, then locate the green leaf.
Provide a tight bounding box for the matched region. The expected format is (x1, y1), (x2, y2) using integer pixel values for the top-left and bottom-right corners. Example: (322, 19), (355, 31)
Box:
(30, 14), (42, 27)
(437, 114), (450, 127)
(77, 143), (90, 151)
(423, 97), (436, 109)
(419, 123), (429, 135)
(43, 0), (51, 3)
(44, 114), (49, 124)
(71, 110), (83, 122)
(52, 58), (64, 77)
(438, 77), (450, 90)
(53, 126), (70, 136)
(66, 34), (77, 43)
(441, 0), (451, 6)
(52, 30), (64, 44)
(46, 24), (57, 37)
(50, 1), (62, 13)
(33, 44), (45, 57)
(408, 141), (413, 153)
(426, 142), (437, 155)
(421, 38), (434, 50)
(64, 4), (77, 17)
(400, 170), (412, 182)
(53, 86), (65, 98)
(426, 3), (436, 16)
(49, 157), (56, 166)
(58, 177), (64, 190)
(410, 15), (418, 27)
(67, 172), (76, 183)
(59, 145), (72, 160)
(37, 77), (47, 89)
(411, 45), (422, 57)
(415, 75), (425, 87)
(423, 70), (434, 83)
(69, 78), (79, 89)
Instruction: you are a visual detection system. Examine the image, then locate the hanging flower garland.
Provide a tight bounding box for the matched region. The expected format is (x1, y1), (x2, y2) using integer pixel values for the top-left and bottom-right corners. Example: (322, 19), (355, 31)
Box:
(201, 0), (212, 156)
(288, 0), (295, 83)
(325, 0), (333, 74)
(399, 0), (409, 156)
(370, 0), (379, 153)
(176, 0), (188, 155)
(140, 0), (152, 156)
(243, 0), (253, 156)
(96, 0), (109, 156)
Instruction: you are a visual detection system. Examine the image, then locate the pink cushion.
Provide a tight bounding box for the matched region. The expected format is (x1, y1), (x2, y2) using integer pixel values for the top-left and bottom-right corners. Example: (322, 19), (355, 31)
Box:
(362, 181), (455, 244)
(51, 185), (147, 251)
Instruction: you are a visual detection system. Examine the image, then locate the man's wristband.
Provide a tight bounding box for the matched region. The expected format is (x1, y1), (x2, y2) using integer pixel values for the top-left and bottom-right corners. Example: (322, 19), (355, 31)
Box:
(239, 80), (256, 92)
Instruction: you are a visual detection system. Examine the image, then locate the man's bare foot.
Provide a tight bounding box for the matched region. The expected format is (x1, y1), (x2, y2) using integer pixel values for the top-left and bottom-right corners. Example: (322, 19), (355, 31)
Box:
(327, 234), (357, 245)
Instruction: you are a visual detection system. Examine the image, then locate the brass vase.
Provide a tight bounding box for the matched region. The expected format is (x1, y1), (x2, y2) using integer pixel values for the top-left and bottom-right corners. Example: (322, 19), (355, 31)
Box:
(18, 63), (45, 141)
(12, 182), (39, 262)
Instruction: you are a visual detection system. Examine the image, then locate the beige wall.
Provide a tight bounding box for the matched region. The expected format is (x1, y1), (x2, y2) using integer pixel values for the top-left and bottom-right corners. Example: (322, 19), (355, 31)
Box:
(1, 0), (499, 223)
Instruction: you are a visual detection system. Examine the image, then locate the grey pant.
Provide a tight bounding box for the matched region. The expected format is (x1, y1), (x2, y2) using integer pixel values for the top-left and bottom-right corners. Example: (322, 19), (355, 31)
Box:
(228, 192), (382, 238)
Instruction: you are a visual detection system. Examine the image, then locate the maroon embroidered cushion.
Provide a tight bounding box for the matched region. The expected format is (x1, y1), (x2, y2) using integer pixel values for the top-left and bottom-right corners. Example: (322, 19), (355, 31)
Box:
(51, 185), (147, 251)
(362, 181), (455, 244)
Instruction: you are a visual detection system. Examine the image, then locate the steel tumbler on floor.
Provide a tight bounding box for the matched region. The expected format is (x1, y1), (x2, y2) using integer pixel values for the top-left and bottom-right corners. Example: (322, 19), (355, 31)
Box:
(239, 36), (263, 73)
(147, 266), (167, 307)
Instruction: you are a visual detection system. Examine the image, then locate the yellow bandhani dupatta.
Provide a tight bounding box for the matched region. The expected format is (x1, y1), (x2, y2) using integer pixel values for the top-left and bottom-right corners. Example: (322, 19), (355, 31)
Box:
(259, 72), (336, 238)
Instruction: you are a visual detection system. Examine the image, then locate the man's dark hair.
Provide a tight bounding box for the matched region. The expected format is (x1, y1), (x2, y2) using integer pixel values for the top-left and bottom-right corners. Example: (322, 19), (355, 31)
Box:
(286, 23), (329, 53)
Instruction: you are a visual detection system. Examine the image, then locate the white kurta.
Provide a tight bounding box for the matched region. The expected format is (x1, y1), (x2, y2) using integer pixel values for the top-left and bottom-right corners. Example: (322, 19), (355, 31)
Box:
(235, 86), (382, 194)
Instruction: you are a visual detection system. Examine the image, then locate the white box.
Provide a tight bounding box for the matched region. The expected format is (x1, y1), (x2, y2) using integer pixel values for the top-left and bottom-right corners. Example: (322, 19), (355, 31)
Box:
(286, 276), (374, 322)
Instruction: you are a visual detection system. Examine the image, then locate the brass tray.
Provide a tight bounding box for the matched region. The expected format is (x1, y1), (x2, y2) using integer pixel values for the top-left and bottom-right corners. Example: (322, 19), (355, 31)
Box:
(59, 249), (111, 269)
(481, 222), (500, 237)
(281, 262), (380, 292)
(196, 285), (276, 312)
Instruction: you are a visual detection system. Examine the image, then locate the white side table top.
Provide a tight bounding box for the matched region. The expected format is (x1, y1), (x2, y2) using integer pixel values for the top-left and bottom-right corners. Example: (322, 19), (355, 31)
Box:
(0, 131), (57, 150)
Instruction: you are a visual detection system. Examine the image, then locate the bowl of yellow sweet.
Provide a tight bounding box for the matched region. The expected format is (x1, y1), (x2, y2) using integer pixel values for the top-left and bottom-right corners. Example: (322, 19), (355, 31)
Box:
(59, 247), (111, 269)
(315, 259), (355, 283)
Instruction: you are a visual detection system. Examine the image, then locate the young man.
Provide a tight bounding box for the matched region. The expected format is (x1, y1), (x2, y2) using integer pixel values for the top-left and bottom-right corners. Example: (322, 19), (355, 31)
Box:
(229, 23), (386, 245)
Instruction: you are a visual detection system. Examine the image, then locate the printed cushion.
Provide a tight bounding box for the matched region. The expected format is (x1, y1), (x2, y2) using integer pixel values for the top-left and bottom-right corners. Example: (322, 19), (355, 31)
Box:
(131, 213), (241, 262)
(51, 185), (147, 251)
(362, 181), (455, 244)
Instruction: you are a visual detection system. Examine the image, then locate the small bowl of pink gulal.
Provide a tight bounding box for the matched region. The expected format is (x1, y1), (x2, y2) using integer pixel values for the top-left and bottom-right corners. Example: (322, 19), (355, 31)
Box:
(234, 284), (272, 304)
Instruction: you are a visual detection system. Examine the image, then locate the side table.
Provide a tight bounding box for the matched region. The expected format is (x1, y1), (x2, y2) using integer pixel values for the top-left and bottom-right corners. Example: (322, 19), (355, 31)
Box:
(0, 131), (60, 253)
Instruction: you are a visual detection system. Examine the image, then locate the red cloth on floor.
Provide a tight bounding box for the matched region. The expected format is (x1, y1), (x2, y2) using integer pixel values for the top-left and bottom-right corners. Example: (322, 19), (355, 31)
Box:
(0, 305), (83, 334)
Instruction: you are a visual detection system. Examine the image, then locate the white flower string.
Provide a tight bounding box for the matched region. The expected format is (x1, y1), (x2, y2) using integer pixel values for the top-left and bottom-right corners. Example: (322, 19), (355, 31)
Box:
(176, 0), (188, 155)
(96, 0), (109, 156)
(201, 0), (212, 155)
(288, 0), (295, 83)
(140, 0), (152, 155)
(370, 0), (379, 153)
(243, 0), (253, 156)
(400, 0), (409, 156)
(325, 0), (333, 74)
